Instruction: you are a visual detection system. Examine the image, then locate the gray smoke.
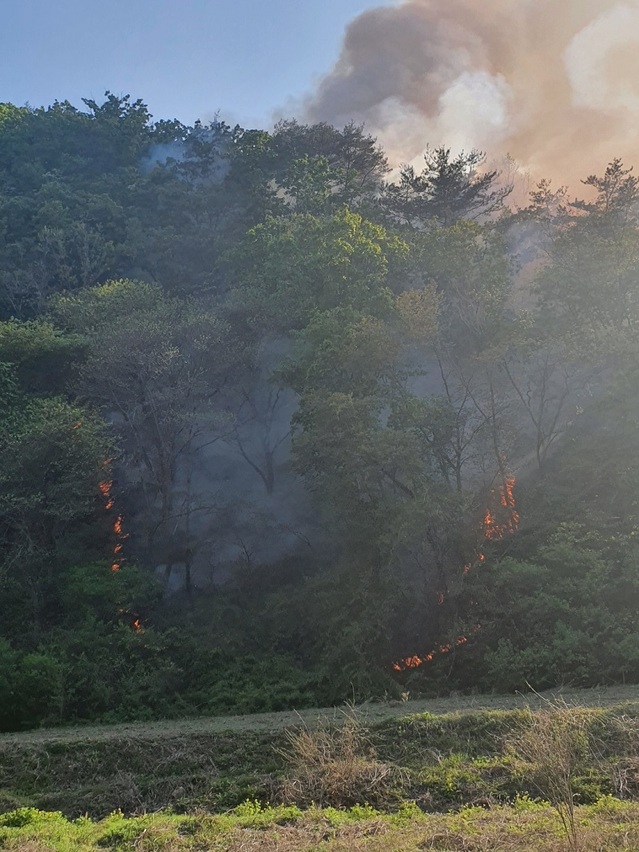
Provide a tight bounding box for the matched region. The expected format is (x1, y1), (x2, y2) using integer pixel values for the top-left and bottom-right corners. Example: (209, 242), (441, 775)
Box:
(304, 0), (639, 186)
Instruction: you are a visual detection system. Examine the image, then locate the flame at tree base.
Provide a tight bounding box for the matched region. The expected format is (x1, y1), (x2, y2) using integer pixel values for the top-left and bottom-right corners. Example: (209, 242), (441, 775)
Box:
(392, 474), (519, 674)
(393, 476), (520, 672)
(484, 475), (519, 541)
(97, 457), (141, 633)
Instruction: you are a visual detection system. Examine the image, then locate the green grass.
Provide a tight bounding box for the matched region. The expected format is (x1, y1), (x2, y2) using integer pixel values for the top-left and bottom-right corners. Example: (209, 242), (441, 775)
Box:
(2, 800), (639, 851)
(4, 684), (639, 744)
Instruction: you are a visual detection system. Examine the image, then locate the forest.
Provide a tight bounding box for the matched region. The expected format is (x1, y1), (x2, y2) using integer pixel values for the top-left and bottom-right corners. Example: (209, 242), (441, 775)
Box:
(2, 93), (639, 732)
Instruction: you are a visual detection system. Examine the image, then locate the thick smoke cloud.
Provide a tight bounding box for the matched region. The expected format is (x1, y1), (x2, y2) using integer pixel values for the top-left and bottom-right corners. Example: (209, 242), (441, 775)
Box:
(304, 0), (639, 185)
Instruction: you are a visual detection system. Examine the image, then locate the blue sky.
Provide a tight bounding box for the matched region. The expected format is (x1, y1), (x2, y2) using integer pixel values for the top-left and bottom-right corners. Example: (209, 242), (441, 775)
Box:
(1, 0), (392, 128)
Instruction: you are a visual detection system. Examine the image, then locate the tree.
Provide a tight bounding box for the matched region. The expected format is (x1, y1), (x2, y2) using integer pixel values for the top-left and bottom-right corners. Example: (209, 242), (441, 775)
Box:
(0, 94), (153, 317)
(51, 280), (243, 589)
(0, 318), (86, 394)
(535, 160), (639, 350)
(384, 147), (512, 228)
(282, 286), (475, 664)
(270, 119), (389, 209)
(404, 221), (516, 492)
(225, 383), (292, 496)
(0, 367), (112, 632)
(229, 207), (408, 336)
(500, 340), (586, 471)
(0, 93), (233, 316)
(279, 154), (335, 215)
(459, 525), (639, 693)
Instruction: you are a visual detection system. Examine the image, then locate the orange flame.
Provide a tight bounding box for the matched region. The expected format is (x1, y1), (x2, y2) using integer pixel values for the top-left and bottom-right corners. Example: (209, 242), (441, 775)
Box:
(484, 475), (519, 540)
(393, 636), (468, 672)
(392, 629), (478, 672)
(463, 549), (486, 576)
(100, 467), (139, 629)
(99, 468), (128, 573)
(110, 514), (127, 570)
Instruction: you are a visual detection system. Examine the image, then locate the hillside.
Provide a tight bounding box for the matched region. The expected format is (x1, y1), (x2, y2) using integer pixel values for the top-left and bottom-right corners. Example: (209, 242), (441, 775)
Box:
(3, 95), (639, 730)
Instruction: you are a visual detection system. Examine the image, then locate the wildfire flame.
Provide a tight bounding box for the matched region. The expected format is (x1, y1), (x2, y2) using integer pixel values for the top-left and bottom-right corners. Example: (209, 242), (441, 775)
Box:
(484, 475), (519, 541)
(392, 633), (475, 672)
(392, 477), (519, 674)
(98, 466), (127, 572)
(97, 458), (143, 635)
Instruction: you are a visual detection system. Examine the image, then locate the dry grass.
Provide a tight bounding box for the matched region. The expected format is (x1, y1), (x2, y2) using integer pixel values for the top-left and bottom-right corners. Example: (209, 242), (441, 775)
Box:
(277, 711), (401, 808)
(506, 700), (596, 851)
(5, 689), (639, 819)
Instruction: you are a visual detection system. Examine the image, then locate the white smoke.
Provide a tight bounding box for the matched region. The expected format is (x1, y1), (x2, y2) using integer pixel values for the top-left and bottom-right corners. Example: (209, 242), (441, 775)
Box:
(304, 0), (639, 185)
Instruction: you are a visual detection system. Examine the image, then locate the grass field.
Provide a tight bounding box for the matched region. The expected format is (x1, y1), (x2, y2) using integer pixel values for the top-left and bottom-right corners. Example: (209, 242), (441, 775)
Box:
(3, 684), (639, 744)
(3, 800), (639, 851)
(4, 686), (639, 849)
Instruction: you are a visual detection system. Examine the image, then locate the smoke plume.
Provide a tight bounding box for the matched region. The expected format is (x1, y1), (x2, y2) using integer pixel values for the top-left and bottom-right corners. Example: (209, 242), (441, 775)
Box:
(304, 0), (639, 186)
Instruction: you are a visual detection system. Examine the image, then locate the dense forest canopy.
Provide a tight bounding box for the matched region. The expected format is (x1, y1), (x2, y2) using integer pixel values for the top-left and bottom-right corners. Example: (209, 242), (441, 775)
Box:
(2, 93), (639, 731)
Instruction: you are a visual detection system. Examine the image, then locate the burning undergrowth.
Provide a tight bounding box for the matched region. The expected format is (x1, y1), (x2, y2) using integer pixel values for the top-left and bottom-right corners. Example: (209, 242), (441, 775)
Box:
(393, 474), (519, 673)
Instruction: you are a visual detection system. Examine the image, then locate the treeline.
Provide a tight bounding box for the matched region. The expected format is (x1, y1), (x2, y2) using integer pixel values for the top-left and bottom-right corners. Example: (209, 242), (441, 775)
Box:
(2, 94), (639, 730)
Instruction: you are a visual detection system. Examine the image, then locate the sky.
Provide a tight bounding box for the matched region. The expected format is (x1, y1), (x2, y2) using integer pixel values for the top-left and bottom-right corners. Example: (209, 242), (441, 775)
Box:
(5, 0), (638, 185)
(1, 0), (392, 128)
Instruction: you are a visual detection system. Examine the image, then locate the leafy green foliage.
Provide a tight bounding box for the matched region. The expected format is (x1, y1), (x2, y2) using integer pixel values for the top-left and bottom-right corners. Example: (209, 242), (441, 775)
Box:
(230, 207), (407, 334)
(2, 91), (639, 731)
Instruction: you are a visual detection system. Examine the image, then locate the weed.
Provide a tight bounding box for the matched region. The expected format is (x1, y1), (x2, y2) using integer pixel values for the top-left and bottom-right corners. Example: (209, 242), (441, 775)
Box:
(507, 699), (592, 851)
(277, 710), (401, 808)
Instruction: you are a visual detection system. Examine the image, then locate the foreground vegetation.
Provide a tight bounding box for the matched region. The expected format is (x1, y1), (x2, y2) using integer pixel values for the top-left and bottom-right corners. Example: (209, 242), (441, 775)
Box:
(4, 692), (639, 849)
(4, 800), (639, 852)
(2, 691), (639, 817)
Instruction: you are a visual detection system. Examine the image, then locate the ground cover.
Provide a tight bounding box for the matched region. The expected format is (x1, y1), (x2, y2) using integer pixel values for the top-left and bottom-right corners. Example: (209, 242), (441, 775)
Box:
(3, 799), (639, 851)
(2, 687), (639, 819)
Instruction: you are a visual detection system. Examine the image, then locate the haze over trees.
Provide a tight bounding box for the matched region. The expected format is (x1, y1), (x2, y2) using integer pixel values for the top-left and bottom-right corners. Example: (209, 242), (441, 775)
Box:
(2, 93), (639, 731)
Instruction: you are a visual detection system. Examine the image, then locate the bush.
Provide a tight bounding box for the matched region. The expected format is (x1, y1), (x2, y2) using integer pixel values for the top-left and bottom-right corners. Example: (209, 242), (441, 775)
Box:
(277, 710), (402, 808)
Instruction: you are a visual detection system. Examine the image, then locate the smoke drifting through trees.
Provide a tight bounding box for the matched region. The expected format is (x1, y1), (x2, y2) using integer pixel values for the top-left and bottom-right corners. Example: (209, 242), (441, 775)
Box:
(304, 0), (639, 185)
